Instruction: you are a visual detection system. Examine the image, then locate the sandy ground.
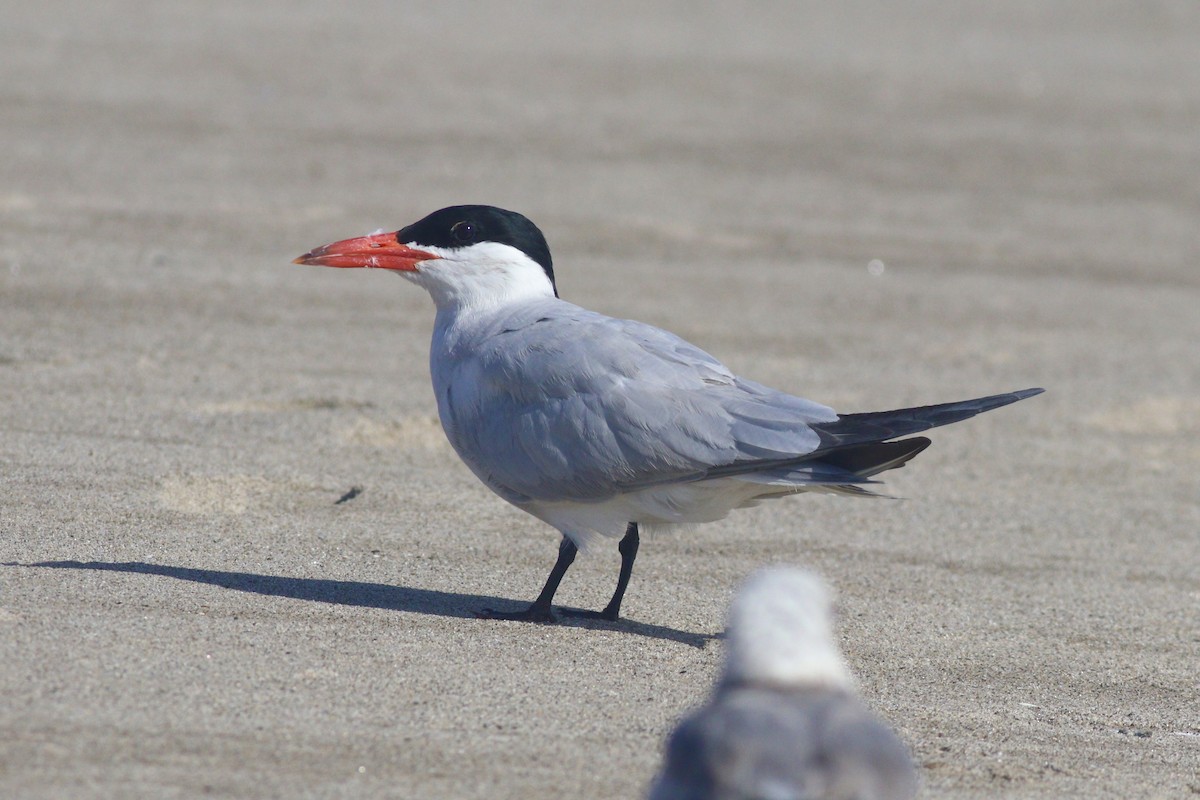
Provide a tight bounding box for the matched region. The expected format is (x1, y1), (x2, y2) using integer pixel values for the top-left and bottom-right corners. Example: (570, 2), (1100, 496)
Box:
(2, 2), (1198, 798)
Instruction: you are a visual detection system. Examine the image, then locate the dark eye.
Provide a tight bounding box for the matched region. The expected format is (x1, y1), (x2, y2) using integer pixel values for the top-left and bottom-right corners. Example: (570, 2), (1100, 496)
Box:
(450, 220), (476, 244)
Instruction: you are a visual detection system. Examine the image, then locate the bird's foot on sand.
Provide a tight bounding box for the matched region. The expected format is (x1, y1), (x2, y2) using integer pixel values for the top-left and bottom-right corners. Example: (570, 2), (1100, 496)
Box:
(475, 605), (558, 623)
(559, 606), (621, 622)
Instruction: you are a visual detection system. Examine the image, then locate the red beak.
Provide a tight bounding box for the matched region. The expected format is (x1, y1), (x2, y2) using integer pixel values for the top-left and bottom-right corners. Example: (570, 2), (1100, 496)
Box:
(293, 232), (439, 271)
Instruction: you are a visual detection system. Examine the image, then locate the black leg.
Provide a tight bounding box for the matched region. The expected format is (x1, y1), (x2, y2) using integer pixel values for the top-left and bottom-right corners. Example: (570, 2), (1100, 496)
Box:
(599, 523), (640, 620)
(560, 522), (641, 622)
(478, 535), (577, 623)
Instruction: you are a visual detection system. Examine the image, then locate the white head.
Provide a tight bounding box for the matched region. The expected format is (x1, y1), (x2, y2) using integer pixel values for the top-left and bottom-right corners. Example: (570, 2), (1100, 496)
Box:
(720, 566), (854, 691)
(294, 205), (558, 312)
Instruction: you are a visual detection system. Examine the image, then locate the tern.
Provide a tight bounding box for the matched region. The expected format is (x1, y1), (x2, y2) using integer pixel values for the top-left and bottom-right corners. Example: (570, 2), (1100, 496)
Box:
(295, 205), (1042, 623)
(649, 567), (919, 800)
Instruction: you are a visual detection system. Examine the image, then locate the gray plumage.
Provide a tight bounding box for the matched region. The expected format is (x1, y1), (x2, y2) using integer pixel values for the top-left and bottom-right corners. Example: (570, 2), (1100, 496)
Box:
(431, 296), (1041, 503)
(433, 298), (840, 504)
(297, 205), (1044, 620)
(649, 568), (918, 800)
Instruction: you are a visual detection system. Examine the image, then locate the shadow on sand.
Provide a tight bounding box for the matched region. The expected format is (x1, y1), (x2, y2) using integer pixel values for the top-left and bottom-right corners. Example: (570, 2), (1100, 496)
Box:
(11, 560), (718, 648)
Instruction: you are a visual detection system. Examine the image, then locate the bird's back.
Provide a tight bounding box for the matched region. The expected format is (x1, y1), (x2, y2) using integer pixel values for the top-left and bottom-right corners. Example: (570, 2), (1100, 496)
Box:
(651, 686), (918, 800)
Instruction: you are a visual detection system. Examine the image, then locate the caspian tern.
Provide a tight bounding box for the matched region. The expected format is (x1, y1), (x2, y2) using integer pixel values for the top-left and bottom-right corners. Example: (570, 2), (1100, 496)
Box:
(295, 205), (1042, 623)
(649, 567), (918, 800)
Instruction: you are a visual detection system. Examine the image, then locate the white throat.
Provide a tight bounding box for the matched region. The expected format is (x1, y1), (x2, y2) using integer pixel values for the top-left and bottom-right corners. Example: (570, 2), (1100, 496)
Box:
(400, 241), (555, 315)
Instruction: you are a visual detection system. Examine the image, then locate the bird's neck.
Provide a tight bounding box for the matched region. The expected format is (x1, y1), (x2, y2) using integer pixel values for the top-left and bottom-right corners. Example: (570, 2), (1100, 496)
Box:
(403, 247), (556, 315)
(431, 287), (547, 318)
(428, 288), (556, 358)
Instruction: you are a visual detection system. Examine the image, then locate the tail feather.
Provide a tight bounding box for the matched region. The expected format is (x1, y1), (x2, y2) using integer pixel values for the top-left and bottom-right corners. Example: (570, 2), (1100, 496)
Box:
(817, 437), (931, 477)
(741, 438), (930, 498)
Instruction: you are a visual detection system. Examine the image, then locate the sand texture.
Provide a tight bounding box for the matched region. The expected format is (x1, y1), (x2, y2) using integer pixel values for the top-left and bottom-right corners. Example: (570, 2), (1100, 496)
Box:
(2, 3), (1198, 798)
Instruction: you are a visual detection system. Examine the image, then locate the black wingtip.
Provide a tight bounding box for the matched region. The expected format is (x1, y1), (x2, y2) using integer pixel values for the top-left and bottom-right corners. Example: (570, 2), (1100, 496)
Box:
(972, 387), (1045, 414)
(812, 387), (1047, 450)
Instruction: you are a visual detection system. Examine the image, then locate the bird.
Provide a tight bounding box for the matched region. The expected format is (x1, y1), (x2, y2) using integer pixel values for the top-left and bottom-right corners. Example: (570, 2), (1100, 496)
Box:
(294, 205), (1042, 623)
(648, 566), (919, 800)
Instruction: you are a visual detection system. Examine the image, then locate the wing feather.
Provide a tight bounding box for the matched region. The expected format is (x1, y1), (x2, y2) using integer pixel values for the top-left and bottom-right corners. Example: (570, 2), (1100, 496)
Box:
(434, 300), (834, 503)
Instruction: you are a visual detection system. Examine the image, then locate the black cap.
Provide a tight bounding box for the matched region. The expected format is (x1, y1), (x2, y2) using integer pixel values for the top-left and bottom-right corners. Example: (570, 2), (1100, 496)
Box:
(397, 205), (556, 296)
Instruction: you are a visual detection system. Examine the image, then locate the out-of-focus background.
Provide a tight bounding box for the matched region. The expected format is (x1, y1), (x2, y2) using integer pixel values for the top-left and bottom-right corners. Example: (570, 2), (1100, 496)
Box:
(2, 2), (1197, 798)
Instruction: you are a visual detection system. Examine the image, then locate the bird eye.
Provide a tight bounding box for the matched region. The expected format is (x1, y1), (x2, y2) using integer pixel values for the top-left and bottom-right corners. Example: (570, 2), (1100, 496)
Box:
(450, 221), (476, 244)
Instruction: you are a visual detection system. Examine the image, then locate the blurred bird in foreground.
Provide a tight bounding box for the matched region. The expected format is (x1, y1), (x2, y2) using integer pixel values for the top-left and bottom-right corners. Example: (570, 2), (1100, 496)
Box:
(649, 567), (918, 800)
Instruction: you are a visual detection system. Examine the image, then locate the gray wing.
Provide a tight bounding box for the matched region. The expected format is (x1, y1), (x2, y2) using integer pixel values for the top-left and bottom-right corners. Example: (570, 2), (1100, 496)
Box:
(437, 300), (837, 503)
(649, 687), (918, 800)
